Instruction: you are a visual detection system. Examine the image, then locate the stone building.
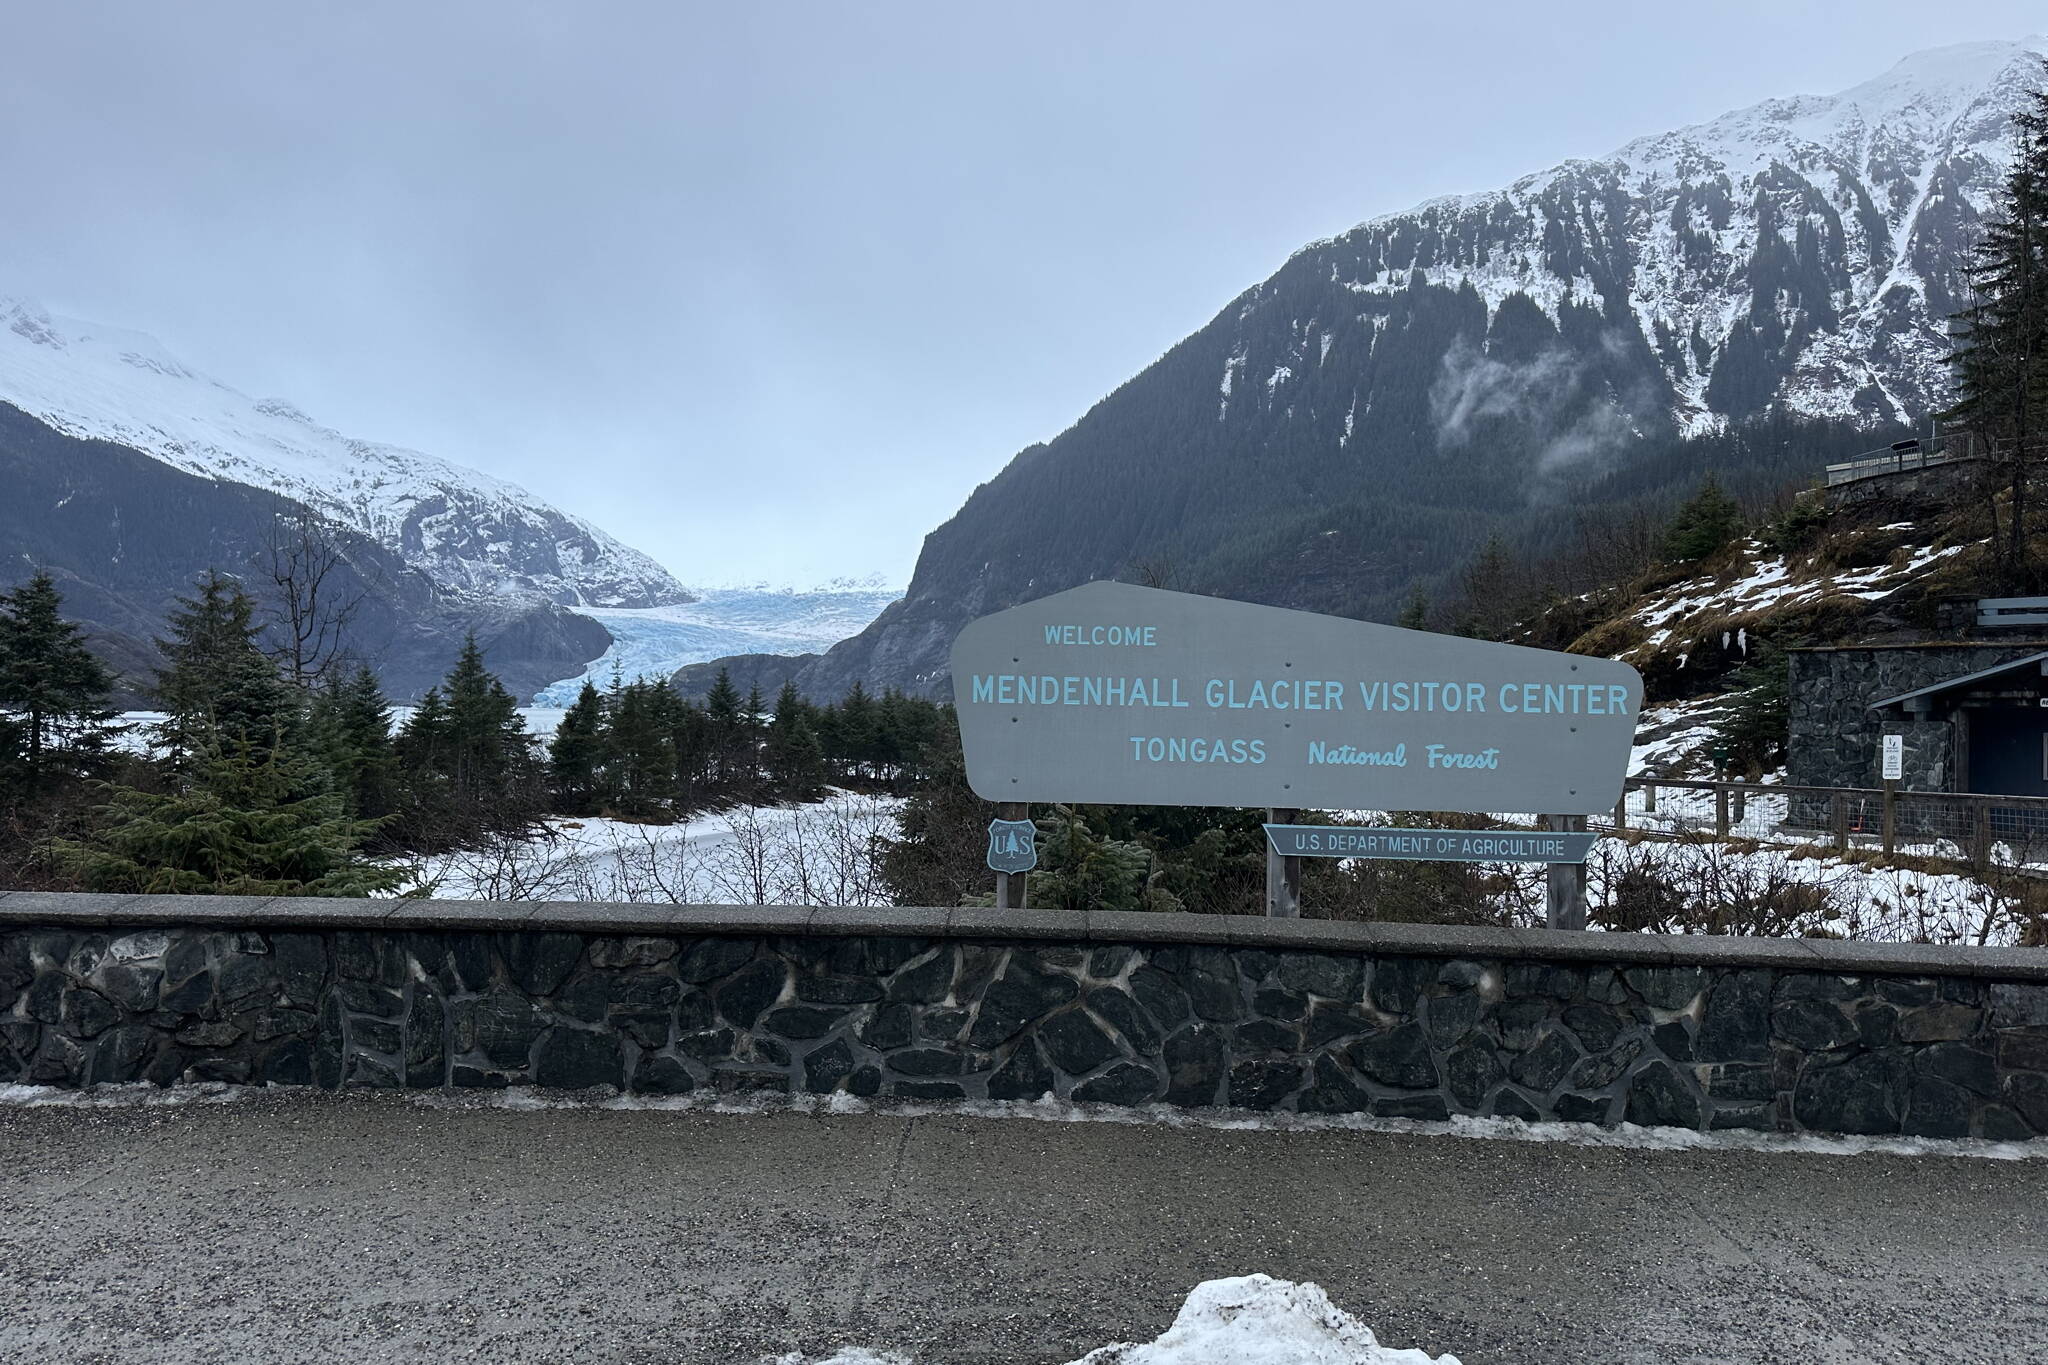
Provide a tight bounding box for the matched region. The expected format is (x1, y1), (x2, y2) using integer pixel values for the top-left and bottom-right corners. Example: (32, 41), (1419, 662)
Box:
(1788, 641), (2048, 794)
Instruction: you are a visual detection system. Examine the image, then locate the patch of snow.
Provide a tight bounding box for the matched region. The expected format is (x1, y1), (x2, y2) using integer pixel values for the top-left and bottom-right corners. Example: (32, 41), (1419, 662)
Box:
(11, 1082), (2045, 1165)
(391, 791), (905, 905)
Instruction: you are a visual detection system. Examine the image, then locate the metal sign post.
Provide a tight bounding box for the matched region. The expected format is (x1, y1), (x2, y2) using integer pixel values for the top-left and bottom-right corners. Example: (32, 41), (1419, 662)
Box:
(1542, 814), (1588, 931)
(1264, 807), (1301, 917)
(1880, 735), (1904, 857)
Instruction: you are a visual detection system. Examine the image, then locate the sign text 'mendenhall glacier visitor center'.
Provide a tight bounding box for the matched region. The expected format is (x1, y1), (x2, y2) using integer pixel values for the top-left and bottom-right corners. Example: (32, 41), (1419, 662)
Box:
(951, 582), (1643, 815)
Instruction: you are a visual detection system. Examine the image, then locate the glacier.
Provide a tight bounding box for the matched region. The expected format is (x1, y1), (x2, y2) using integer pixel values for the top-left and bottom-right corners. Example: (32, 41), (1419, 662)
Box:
(532, 580), (904, 704)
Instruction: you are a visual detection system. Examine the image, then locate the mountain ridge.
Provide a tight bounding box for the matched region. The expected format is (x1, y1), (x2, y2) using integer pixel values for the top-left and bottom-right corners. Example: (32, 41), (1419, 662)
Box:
(755, 37), (2047, 701)
(0, 297), (692, 612)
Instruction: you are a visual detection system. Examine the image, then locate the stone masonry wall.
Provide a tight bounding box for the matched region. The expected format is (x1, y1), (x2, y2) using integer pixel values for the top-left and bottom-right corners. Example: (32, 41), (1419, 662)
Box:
(1787, 644), (2047, 792)
(3, 896), (2046, 1141)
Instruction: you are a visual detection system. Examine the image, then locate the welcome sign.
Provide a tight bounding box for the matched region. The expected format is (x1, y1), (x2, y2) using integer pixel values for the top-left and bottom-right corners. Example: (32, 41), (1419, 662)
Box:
(951, 582), (1641, 815)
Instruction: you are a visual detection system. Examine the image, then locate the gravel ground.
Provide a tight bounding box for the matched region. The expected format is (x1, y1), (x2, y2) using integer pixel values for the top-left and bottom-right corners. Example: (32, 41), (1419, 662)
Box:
(1, 1089), (2043, 1364)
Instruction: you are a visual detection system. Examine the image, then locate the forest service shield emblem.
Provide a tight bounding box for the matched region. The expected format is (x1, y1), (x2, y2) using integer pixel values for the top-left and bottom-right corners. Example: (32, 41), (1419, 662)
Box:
(985, 818), (1038, 874)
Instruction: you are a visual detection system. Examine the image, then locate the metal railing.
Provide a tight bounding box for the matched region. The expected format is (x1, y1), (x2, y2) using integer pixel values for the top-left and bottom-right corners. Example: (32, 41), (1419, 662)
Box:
(1599, 777), (2048, 870)
(1822, 441), (1966, 486)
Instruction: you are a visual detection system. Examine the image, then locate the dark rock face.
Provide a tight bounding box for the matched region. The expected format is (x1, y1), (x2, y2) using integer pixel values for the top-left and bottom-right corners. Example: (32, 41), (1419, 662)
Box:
(6, 919), (2045, 1141)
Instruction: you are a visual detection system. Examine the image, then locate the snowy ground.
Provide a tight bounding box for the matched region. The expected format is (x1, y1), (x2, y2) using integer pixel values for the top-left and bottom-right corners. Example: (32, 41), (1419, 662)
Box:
(393, 790), (904, 905)
(534, 581), (902, 704)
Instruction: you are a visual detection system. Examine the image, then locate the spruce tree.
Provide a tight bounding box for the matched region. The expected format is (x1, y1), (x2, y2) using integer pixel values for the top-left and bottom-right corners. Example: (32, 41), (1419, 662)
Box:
(1026, 805), (1176, 914)
(396, 638), (536, 842)
(549, 681), (607, 814)
(153, 571), (296, 768)
(1448, 536), (1521, 639)
(604, 679), (674, 815)
(1395, 586), (1430, 631)
(703, 667), (746, 789)
(329, 665), (400, 821)
(57, 740), (402, 896)
(0, 571), (120, 800)
(836, 681), (879, 778)
(1660, 475), (1744, 563)
(439, 634), (530, 805)
(765, 681), (828, 801)
(1710, 640), (1791, 779)
(1946, 59), (2048, 587)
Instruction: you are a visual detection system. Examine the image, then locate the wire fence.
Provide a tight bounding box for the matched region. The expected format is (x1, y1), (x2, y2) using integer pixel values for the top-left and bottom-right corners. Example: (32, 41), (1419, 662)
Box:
(1600, 778), (2048, 871)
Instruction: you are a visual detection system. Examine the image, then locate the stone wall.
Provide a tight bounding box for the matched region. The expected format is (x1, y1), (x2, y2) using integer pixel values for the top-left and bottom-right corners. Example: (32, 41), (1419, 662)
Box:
(2, 894), (2046, 1140)
(1787, 643), (2046, 792)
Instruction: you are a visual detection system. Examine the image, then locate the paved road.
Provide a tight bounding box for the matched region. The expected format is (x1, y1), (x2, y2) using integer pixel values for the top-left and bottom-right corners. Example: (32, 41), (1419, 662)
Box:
(1, 1091), (2043, 1364)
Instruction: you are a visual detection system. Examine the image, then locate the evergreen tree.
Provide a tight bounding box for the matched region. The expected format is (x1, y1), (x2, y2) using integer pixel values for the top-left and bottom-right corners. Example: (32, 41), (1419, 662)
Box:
(57, 741), (402, 896)
(604, 679), (674, 815)
(667, 695), (714, 811)
(703, 666), (745, 787)
(875, 722), (993, 907)
(397, 686), (449, 778)
(439, 634), (531, 805)
(1395, 586), (1430, 632)
(549, 681), (607, 814)
(327, 665), (399, 821)
(835, 681), (879, 777)
(1025, 805), (1178, 914)
(1945, 60), (2048, 587)
(395, 638), (537, 843)
(1447, 536), (1522, 639)
(1710, 640), (1791, 779)
(1660, 474), (1744, 562)
(765, 681), (828, 801)
(0, 571), (120, 800)
(153, 571), (296, 768)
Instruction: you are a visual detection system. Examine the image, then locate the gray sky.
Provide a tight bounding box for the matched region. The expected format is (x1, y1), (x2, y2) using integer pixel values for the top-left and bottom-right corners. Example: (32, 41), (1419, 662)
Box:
(5, 2), (2042, 588)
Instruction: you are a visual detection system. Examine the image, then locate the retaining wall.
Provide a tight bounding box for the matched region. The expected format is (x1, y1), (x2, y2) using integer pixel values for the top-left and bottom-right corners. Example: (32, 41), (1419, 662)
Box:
(1786, 642), (2047, 793)
(2, 893), (2046, 1139)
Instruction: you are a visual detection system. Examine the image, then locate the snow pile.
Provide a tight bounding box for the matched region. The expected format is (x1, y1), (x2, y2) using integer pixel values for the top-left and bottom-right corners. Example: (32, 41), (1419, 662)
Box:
(1068, 1276), (1456, 1365)
(758, 1277), (1459, 1365)
(0, 297), (689, 611)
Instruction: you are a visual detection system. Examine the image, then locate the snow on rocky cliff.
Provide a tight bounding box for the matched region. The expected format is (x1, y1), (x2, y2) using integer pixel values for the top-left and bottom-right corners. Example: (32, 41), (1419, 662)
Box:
(0, 298), (691, 610)
(1320, 35), (2048, 431)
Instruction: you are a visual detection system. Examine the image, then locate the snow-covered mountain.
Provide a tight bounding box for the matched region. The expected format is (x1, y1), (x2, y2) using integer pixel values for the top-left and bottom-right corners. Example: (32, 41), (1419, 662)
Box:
(764, 37), (2048, 701)
(1334, 35), (2048, 429)
(0, 298), (690, 610)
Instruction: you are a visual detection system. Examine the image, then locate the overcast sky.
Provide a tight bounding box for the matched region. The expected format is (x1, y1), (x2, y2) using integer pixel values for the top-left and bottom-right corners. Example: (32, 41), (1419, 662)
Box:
(5, 2), (2042, 588)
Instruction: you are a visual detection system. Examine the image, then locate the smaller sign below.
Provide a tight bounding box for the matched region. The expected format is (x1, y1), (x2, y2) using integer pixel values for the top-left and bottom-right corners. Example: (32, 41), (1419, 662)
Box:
(1881, 734), (1905, 782)
(986, 818), (1039, 874)
(1263, 824), (1598, 864)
